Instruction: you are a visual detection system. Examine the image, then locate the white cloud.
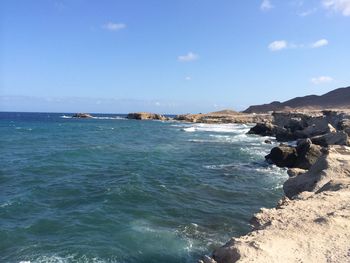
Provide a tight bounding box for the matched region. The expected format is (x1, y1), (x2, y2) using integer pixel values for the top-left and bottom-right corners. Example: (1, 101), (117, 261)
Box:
(322, 0), (350, 16)
(269, 39), (329, 51)
(102, 22), (126, 31)
(268, 40), (288, 51)
(261, 0), (274, 11)
(185, 76), (192, 81)
(299, 8), (317, 16)
(311, 39), (329, 48)
(178, 52), (199, 62)
(311, 76), (334, 84)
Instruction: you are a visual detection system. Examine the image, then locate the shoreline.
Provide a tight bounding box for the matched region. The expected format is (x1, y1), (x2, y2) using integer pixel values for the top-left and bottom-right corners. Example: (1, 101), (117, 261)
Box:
(199, 110), (350, 263)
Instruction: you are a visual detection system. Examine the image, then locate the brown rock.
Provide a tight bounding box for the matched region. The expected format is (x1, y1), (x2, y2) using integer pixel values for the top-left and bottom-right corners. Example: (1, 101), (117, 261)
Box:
(295, 138), (323, 169)
(72, 113), (93, 118)
(248, 122), (277, 136)
(265, 146), (298, 168)
(127, 112), (167, 120)
(287, 168), (307, 177)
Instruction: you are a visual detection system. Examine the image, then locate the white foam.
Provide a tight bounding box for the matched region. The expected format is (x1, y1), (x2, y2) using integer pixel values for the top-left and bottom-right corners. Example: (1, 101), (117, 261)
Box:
(60, 115), (125, 120)
(180, 123), (252, 134)
(18, 255), (109, 263)
(203, 164), (237, 170)
(15, 127), (32, 131)
(182, 127), (196, 132)
(92, 116), (125, 120)
(0, 201), (13, 208)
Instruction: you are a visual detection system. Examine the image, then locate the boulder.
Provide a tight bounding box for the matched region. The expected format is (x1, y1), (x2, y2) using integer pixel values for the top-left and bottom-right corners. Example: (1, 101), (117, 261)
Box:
(287, 168), (307, 177)
(72, 113), (93, 118)
(247, 122), (276, 136)
(127, 112), (167, 120)
(298, 117), (335, 137)
(265, 146), (298, 168)
(311, 131), (350, 147)
(294, 138), (323, 169)
(323, 110), (350, 128)
(198, 255), (218, 263)
(338, 119), (350, 136)
(264, 139), (272, 144)
(272, 112), (310, 130)
(274, 126), (300, 142)
(212, 239), (240, 263)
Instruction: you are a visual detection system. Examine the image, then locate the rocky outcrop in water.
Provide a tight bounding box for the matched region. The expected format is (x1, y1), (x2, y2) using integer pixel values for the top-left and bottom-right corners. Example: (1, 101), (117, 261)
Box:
(265, 146), (298, 168)
(265, 139), (322, 170)
(72, 113), (93, 118)
(127, 112), (169, 121)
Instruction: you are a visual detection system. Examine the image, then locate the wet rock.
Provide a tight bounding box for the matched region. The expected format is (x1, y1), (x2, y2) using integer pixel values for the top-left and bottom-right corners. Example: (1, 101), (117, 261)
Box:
(72, 113), (93, 118)
(265, 146), (298, 168)
(264, 139), (272, 144)
(248, 122), (277, 136)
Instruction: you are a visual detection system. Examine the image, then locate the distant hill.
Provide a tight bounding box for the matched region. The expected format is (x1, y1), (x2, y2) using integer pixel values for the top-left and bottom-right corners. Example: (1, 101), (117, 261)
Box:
(243, 86), (350, 113)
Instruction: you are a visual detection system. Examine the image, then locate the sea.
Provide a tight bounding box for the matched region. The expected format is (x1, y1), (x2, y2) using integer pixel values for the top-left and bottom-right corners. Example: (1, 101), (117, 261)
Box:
(0, 112), (287, 263)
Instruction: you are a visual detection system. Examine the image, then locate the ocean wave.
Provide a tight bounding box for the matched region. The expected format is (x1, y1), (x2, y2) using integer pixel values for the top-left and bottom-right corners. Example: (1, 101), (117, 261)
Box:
(60, 116), (125, 120)
(181, 123), (251, 134)
(203, 162), (266, 172)
(188, 133), (274, 146)
(18, 255), (114, 263)
(182, 127), (196, 132)
(239, 146), (271, 158)
(14, 127), (33, 131)
(203, 162), (286, 175)
(92, 116), (125, 120)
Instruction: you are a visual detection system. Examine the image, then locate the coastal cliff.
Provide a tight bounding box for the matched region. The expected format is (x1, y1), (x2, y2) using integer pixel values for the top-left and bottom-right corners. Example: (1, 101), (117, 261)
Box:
(175, 110), (272, 124)
(200, 110), (350, 263)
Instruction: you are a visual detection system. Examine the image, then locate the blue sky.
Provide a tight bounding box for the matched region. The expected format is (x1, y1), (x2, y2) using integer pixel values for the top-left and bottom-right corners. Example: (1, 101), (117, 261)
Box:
(1, 0), (349, 113)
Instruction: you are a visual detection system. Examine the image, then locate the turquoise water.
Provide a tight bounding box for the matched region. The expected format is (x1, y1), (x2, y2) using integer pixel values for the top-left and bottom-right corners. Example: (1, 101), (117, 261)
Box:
(0, 112), (287, 263)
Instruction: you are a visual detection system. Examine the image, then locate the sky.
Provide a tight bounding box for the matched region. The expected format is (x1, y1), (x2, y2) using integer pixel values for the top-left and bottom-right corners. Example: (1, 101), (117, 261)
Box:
(0, 0), (349, 114)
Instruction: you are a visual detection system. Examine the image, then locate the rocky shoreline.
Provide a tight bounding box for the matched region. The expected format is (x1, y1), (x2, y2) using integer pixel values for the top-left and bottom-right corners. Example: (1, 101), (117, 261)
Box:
(126, 110), (272, 124)
(199, 110), (350, 263)
(174, 110), (272, 124)
(70, 110), (273, 124)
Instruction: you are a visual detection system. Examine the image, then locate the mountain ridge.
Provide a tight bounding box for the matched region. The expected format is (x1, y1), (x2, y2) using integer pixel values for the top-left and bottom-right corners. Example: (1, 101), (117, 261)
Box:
(243, 86), (350, 113)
